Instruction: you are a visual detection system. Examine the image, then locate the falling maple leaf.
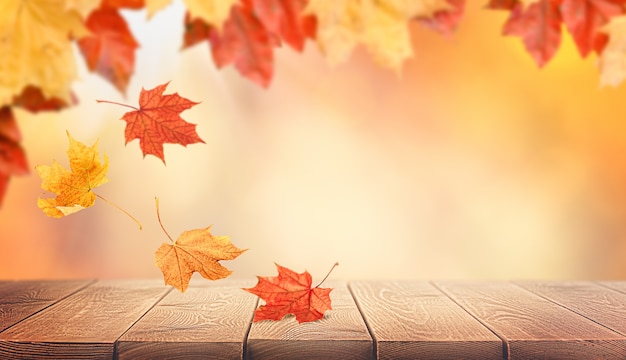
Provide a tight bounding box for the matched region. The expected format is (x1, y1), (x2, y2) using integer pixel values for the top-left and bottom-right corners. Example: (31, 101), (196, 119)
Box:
(154, 198), (246, 292)
(598, 14), (626, 86)
(0, 0), (89, 106)
(184, 6), (275, 87)
(97, 82), (204, 163)
(243, 262), (338, 323)
(0, 107), (29, 207)
(35, 131), (109, 218)
(306, 0), (450, 70)
(77, 4), (139, 93)
(35, 131), (141, 226)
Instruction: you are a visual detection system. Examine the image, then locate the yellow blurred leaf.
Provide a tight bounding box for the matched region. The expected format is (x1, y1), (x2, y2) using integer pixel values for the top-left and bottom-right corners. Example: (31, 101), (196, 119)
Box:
(36, 131), (109, 218)
(146, 0), (236, 29)
(65, 0), (101, 18)
(155, 225), (246, 292)
(306, 0), (450, 70)
(184, 0), (238, 30)
(145, 0), (172, 18)
(599, 15), (626, 87)
(0, 0), (89, 106)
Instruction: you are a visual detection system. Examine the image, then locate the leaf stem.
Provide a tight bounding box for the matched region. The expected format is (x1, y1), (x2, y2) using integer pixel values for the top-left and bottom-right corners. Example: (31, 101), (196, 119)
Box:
(95, 193), (142, 230)
(155, 197), (174, 243)
(315, 262), (339, 288)
(96, 99), (138, 110)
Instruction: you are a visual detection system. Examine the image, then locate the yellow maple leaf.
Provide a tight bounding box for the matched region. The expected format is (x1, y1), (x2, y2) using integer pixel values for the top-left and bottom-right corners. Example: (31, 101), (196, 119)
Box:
(145, 0), (236, 30)
(599, 15), (626, 87)
(36, 131), (109, 218)
(0, 0), (89, 106)
(306, 0), (450, 70)
(155, 221), (246, 292)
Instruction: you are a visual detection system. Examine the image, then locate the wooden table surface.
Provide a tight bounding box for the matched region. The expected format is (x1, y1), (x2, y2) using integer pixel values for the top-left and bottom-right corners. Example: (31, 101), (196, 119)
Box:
(0, 279), (625, 359)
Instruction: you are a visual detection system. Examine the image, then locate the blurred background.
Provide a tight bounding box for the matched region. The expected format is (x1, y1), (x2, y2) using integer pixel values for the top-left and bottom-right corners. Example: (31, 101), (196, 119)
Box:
(1, 0), (626, 281)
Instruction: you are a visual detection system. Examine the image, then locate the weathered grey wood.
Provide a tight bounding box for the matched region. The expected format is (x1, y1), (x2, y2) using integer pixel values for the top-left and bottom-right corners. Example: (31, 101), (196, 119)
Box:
(599, 281), (626, 295)
(246, 281), (372, 360)
(117, 280), (258, 360)
(516, 281), (626, 336)
(435, 281), (626, 360)
(0, 279), (169, 360)
(0, 280), (92, 332)
(349, 281), (502, 360)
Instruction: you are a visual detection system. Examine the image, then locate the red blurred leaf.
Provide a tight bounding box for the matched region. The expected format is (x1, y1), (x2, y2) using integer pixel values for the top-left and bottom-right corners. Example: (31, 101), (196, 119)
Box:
(245, 0), (316, 51)
(0, 107), (29, 206)
(243, 263), (335, 324)
(183, 16), (211, 48)
(561, 0), (626, 56)
(486, 0), (519, 10)
(183, 5), (274, 87)
(501, 0), (563, 67)
(210, 6), (274, 87)
(78, 5), (139, 93)
(12, 86), (77, 113)
(103, 0), (145, 9)
(98, 82), (204, 163)
(418, 0), (466, 36)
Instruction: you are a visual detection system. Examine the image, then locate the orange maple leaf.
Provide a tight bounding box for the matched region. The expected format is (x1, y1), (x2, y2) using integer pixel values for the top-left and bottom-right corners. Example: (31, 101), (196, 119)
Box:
(97, 82), (204, 163)
(243, 262), (338, 323)
(154, 198), (246, 292)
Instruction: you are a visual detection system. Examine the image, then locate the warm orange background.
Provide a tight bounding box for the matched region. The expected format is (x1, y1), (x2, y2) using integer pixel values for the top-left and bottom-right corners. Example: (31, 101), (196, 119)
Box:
(2, 1), (626, 281)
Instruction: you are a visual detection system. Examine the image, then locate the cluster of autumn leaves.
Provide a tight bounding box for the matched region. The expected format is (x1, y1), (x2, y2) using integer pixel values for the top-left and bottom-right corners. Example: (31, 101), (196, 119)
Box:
(3, 0), (626, 323)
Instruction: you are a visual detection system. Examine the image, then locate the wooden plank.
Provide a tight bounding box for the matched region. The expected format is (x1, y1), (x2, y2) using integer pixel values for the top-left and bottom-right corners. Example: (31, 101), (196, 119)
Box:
(0, 280), (92, 332)
(516, 281), (626, 336)
(0, 279), (169, 360)
(435, 281), (626, 360)
(349, 281), (502, 360)
(246, 281), (372, 360)
(117, 280), (258, 360)
(599, 281), (626, 295)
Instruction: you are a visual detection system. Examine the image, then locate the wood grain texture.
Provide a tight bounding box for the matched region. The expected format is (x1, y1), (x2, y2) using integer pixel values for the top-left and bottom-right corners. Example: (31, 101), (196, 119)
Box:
(516, 281), (626, 336)
(0, 279), (169, 360)
(349, 281), (502, 360)
(0, 280), (91, 332)
(246, 281), (372, 360)
(117, 280), (258, 360)
(435, 281), (626, 360)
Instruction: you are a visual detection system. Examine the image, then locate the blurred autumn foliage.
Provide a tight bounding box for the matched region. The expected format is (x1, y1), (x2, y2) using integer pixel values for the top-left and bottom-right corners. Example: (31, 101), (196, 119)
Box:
(2, 0), (626, 208)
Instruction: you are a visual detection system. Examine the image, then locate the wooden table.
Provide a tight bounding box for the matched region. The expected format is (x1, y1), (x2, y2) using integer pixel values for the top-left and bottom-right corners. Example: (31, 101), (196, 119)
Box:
(0, 280), (625, 359)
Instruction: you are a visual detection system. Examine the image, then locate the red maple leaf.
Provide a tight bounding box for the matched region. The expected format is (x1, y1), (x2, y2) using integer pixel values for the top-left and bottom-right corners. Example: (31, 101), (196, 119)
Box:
(418, 0), (466, 36)
(97, 82), (204, 163)
(243, 263), (337, 323)
(0, 107), (29, 206)
(244, 0), (316, 51)
(77, 4), (139, 93)
(561, 0), (626, 56)
(12, 86), (77, 113)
